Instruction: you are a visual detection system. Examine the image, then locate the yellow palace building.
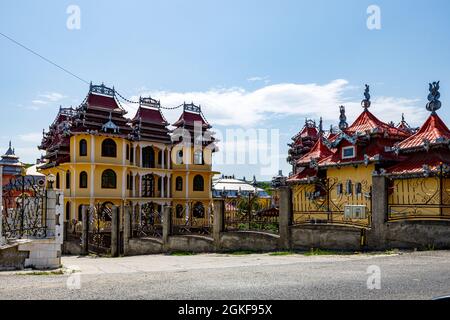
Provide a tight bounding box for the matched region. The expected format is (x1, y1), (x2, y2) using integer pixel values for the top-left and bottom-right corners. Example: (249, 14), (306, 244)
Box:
(38, 83), (218, 222)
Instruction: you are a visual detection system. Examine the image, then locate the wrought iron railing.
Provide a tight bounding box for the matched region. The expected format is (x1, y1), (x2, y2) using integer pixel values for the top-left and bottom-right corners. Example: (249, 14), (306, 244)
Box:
(224, 197), (279, 234)
(171, 202), (213, 236)
(132, 203), (163, 238)
(1, 175), (47, 239)
(388, 176), (450, 221)
(292, 177), (372, 228)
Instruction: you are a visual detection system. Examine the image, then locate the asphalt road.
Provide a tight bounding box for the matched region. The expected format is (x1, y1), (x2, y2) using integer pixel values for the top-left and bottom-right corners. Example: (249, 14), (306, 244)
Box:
(1, 251), (449, 300)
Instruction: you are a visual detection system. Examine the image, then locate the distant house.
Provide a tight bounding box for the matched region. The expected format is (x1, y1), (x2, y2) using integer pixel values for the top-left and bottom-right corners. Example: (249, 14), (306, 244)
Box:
(212, 175), (271, 199)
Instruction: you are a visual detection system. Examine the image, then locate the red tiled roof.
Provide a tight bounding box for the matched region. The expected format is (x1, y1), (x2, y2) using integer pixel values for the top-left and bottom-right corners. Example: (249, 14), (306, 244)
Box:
(287, 167), (318, 183)
(396, 113), (450, 150)
(387, 150), (450, 175)
(346, 110), (410, 138)
(318, 139), (398, 167)
(297, 138), (333, 165)
(173, 111), (210, 128)
(132, 106), (168, 125)
(87, 93), (120, 110)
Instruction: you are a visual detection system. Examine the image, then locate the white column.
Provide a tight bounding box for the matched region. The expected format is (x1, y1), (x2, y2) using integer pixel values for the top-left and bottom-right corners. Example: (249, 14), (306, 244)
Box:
(122, 140), (126, 165)
(185, 172), (189, 199)
(139, 174), (142, 198)
(161, 148), (165, 169)
(90, 165), (95, 198)
(167, 175), (171, 198)
(133, 143), (136, 166)
(167, 148), (171, 169)
(132, 173), (137, 198)
(122, 169), (126, 199)
(90, 135), (95, 163)
(139, 144), (143, 168)
(161, 176), (165, 198)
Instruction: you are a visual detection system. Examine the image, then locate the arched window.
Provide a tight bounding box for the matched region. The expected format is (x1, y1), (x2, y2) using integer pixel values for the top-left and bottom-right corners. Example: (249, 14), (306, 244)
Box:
(126, 144), (130, 160)
(101, 169), (117, 189)
(176, 150), (183, 165)
(176, 176), (183, 191)
(142, 174), (155, 197)
(78, 205), (84, 221)
(194, 150), (203, 165)
(56, 173), (60, 189)
(157, 150), (162, 165)
(79, 139), (87, 157)
(346, 180), (353, 195)
(79, 171), (88, 188)
(356, 183), (362, 195)
(157, 177), (162, 191)
(142, 147), (155, 168)
(102, 139), (117, 158)
(66, 170), (71, 189)
(193, 175), (204, 192)
(65, 202), (71, 221)
(176, 204), (184, 219)
(193, 202), (205, 218)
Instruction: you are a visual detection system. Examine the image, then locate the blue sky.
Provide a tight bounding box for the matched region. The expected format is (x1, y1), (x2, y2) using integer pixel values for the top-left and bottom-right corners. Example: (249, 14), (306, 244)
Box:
(1, 0), (450, 180)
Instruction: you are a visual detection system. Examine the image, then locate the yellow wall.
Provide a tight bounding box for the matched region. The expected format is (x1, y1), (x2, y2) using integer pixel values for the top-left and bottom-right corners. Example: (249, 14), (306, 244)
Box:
(40, 133), (215, 222)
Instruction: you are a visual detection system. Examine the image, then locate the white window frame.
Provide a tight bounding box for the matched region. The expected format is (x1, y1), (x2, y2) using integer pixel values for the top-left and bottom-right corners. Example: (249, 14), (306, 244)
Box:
(342, 146), (356, 159)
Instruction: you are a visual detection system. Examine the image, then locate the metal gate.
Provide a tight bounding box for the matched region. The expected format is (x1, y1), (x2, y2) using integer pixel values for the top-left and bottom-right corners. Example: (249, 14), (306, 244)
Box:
(88, 202), (113, 255)
(1, 175), (47, 239)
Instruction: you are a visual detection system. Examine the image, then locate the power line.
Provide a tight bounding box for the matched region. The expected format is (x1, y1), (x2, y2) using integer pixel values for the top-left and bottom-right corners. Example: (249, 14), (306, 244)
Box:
(0, 31), (90, 85)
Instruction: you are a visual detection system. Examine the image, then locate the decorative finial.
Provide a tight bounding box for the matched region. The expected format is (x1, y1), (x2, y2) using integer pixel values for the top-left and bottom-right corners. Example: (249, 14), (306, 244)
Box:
(339, 106), (348, 131)
(426, 81), (441, 114)
(319, 117), (323, 134)
(361, 84), (371, 110)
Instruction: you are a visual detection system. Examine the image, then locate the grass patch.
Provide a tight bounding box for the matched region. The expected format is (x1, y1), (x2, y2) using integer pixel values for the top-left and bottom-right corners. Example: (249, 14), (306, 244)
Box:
(169, 251), (196, 256)
(17, 269), (65, 276)
(269, 251), (298, 256)
(303, 248), (350, 256)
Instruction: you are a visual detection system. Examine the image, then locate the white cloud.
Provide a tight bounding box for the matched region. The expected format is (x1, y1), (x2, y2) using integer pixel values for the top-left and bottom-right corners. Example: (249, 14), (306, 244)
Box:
(122, 79), (426, 128)
(29, 92), (67, 110)
(40, 92), (66, 102)
(247, 76), (270, 84)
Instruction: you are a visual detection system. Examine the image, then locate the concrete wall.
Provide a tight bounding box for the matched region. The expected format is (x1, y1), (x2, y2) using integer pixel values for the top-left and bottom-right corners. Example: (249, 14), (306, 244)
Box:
(127, 238), (164, 255)
(0, 242), (29, 271)
(18, 238), (62, 269)
(384, 221), (450, 249)
(290, 225), (362, 251)
(167, 235), (215, 253)
(220, 231), (279, 252)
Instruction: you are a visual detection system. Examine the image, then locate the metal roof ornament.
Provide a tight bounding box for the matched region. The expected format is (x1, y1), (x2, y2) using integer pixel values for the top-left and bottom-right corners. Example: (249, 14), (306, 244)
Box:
(339, 106), (348, 131)
(361, 84), (371, 110)
(102, 112), (120, 133)
(426, 81), (441, 114)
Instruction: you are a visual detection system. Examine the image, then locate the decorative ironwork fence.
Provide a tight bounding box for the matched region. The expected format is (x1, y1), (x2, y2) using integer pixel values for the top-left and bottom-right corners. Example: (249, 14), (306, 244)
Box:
(224, 197), (279, 234)
(388, 175), (450, 221)
(88, 203), (112, 254)
(132, 202), (163, 238)
(1, 175), (47, 239)
(292, 178), (372, 228)
(171, 201), (213, 236)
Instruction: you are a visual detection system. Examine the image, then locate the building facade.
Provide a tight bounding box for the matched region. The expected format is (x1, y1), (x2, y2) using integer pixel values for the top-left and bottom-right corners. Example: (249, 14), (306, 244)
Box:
(287, 82), (450, 228)
(38, 83), (218, 223)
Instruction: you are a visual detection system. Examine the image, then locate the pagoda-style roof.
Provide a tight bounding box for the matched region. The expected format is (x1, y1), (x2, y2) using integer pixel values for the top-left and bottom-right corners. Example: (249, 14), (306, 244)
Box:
(386, 149), (450, 177)
(297, 137), (333, 166)
(345, 110), (410, 139)
(172, 103), (211, 129)
(395, 113), (450, 152)
(129, 97), (171, 143)
(286, 167), (318, 184)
